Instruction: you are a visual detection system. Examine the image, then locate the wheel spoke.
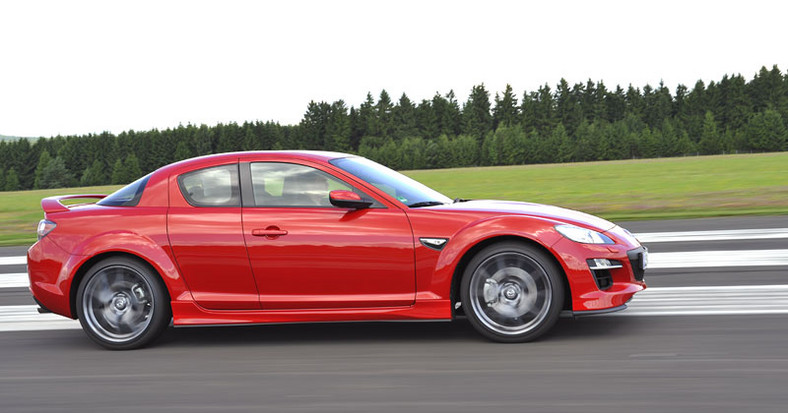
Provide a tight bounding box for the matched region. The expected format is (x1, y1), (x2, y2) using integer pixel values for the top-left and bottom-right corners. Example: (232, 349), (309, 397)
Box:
(468, 250), (553, 336)
(81, 264), (155, 344)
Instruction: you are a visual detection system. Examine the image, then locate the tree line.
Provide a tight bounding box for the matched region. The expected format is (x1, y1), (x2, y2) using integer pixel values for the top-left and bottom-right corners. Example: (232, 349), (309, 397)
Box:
(1, 65), (787, 191)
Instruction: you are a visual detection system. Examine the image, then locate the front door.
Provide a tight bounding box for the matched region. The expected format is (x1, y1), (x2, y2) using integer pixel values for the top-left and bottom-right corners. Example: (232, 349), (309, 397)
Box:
(241, 161), (416, 310)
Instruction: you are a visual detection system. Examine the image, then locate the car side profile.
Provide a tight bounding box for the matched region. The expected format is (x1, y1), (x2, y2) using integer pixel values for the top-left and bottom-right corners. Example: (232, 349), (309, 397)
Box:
(27, 151), (647, 349)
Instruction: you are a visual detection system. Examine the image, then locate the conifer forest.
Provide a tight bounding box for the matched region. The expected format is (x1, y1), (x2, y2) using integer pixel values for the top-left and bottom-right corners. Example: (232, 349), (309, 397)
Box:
(1, 65), (787, 191)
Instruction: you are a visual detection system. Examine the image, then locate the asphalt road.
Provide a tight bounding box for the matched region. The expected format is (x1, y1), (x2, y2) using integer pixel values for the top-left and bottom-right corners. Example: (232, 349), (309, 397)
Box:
(1, 215), (787, 412)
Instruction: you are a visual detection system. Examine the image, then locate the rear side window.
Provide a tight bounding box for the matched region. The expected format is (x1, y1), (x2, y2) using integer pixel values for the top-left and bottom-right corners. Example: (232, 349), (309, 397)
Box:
(97, 174), (151, 207)
(178, 164), (240, 207)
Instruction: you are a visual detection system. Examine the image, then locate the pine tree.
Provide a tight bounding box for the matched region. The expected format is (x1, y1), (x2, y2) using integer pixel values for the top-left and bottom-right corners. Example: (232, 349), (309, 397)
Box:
(393, 93), (418, 138)
(193, 124), (214, 155)
(461, 84), (492, 139)
(480, 132), (500, 166)
(717, 74), (751, 130)
(745, 109), (788, 152)
(34, 150), (52, 189)
(495, 125), (528, 165)
(546, 124), (572, 163)
(111, 159), (125, 184)
(605, 86), (627, 122)
(348, 106), (362, 149)
(533, 84), (556, 134)
(698, 111), (721, 154)
(0, 168), (5, 191)
(5, 167), (20, 191)
(37, 157), (73, 189)
(80, 160), (106, 186)
(174, 141), (192, 161)
(300, 101), (329, 149)
(242, 124), (259, 151)
(124, 154), (143, 181)
(377, 90), (395, 138)
(326, 100), (352, 152)
(433, 91), (461, 137)
(415, 99), (438, 139)
(492, 84), (519, 129)
(358, 92), (379, 137)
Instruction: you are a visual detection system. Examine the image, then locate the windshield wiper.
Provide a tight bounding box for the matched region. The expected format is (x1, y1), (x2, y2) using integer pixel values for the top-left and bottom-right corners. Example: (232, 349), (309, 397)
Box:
(453, 198), (470, 203)
(407, 201), (447, 208)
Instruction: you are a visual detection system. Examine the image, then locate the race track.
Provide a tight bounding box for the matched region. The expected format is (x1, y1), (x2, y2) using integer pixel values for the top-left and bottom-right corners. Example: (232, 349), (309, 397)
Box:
(1, 215), (787, 412)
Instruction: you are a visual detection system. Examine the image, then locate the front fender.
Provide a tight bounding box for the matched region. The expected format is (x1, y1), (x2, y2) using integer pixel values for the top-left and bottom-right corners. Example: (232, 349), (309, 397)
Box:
(411, 213), (567, 304)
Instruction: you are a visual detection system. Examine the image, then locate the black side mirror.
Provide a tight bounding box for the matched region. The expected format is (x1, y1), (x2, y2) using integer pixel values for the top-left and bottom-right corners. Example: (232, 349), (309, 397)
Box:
(329, 190), (373, 209)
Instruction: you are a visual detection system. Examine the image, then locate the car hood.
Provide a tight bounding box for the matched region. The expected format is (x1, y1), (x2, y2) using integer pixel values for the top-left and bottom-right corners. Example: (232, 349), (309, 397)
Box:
(430, 200), (616, 231)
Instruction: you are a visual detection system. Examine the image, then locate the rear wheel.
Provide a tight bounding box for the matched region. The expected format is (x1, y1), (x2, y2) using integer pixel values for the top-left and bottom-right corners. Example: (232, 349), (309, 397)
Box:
(76, 257), (170, 350)
(461, 241), (564, 342)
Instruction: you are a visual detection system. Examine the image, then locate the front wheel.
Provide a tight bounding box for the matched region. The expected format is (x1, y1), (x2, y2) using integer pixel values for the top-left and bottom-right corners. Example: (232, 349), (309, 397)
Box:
(461, 242), (564, 342)
(76, 257), (170, 350)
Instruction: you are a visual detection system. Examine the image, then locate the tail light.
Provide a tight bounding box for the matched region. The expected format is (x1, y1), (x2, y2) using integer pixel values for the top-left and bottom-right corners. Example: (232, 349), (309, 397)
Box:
(37, 219), (57, 240)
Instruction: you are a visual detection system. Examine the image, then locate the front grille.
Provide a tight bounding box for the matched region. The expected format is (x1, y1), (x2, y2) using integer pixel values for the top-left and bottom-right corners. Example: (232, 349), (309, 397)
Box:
(627, 247), (647, 281)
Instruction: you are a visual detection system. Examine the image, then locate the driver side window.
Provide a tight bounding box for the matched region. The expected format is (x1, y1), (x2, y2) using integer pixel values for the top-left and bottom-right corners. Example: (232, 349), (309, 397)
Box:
(249, 163), (355, 208)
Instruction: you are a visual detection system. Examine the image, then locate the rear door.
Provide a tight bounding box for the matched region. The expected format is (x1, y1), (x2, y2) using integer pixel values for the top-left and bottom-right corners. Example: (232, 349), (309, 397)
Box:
(167, 161), (260, 310)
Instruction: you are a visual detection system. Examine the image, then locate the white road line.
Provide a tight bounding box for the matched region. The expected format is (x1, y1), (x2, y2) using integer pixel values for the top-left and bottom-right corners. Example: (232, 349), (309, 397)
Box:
(2, 248), (788, 288)
(0, 273), (28, 289)
(0, 256), (26, 266)
(0, 306), (81, 332)
(634, 228), (788, 243)
(3, 285), (788, 331)
(614, 284), (788, 316)
(648, 249), (788, 269)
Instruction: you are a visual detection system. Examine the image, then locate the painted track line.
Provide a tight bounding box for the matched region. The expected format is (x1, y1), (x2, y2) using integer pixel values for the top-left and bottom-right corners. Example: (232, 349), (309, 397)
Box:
(0, 256), (26, 266)
(4, 285), (788, 332)
(648, 249), (788, 269)
(0, 306), (81, 332)
(4, 249), (788, 288)
(3, 249), (788, 289)
(634, 228), (788, 243)
(0, 273), (28, 289)
(614, 284), (788, 316)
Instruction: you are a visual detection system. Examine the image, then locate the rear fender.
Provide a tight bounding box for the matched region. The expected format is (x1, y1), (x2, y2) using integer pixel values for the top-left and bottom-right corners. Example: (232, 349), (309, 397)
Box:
(66, 231), (191, 313)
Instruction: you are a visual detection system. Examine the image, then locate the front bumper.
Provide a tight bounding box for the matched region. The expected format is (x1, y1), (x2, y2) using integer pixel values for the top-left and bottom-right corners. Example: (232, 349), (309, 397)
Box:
(551, 235), (647, 313)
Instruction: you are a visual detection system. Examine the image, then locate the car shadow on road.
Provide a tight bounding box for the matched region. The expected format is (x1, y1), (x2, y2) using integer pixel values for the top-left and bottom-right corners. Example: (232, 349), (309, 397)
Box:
(155, 315), (637, 348)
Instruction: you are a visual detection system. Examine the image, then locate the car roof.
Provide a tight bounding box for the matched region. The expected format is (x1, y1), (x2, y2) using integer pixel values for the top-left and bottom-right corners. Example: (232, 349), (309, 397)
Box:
(156, 150), (356, 174)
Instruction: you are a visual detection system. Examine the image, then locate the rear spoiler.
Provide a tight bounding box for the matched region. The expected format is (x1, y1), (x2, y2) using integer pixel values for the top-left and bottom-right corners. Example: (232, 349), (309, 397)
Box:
(41, 194), (107, 214)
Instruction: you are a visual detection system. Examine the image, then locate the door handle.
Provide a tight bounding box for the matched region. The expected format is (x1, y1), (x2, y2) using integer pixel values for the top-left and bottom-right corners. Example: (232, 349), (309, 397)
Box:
(252, 227), (288, 238)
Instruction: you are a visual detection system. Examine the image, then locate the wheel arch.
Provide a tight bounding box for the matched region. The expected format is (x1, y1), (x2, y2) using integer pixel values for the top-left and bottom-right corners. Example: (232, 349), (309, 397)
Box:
(69, 251), (173, 319)
(450, 235), (573, 315)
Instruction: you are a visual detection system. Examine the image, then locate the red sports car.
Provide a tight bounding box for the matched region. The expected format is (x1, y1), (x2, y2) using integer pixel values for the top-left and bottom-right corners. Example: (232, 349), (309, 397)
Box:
(28, 151), (647, 349)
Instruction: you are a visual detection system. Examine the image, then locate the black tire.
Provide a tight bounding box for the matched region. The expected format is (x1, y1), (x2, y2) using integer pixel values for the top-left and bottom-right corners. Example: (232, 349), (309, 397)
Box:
(76, 256), (170, 350)
(460, 241), (564, 343)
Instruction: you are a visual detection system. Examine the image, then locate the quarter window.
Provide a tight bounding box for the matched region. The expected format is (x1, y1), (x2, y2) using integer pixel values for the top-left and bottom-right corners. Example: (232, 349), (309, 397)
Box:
(179, 164), (240, 207)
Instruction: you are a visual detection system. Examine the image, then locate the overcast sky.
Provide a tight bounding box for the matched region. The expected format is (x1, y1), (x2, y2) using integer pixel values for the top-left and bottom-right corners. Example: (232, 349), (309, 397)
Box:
(1, 0), (786, 138)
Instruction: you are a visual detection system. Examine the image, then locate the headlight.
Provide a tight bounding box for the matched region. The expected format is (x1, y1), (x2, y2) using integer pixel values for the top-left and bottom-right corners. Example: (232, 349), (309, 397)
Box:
(555, 224), (614, 244)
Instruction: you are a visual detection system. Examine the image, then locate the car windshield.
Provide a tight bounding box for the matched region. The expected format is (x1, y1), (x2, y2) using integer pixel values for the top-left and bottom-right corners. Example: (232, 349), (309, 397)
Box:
(330, 157), (452, 207)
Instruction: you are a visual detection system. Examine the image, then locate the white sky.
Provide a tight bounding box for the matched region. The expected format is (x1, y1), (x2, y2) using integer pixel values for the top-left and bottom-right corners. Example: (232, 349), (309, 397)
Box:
(1, 0), (786, 138)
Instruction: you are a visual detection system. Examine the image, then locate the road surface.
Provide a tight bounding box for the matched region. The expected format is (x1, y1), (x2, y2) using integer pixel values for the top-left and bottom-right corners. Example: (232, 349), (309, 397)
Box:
(1, 215), (786, 412)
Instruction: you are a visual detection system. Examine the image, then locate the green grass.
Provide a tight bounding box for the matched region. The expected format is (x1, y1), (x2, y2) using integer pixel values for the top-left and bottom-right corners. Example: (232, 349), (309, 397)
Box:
(0, 185), (120, 246)
(404, 152), (788, 221)
(2, 153), (787, 246)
